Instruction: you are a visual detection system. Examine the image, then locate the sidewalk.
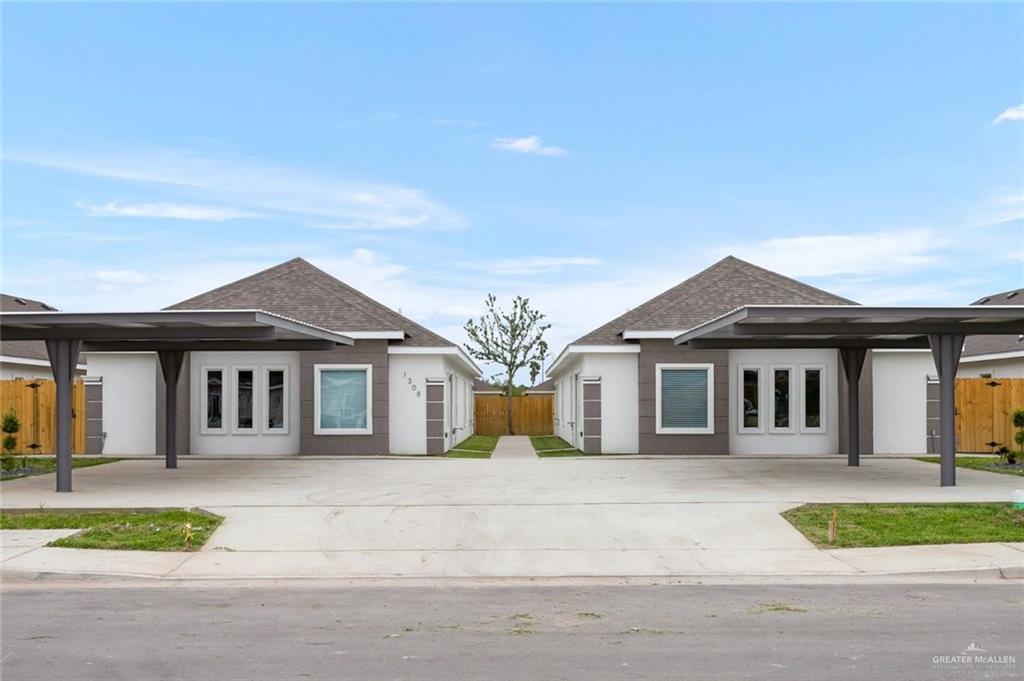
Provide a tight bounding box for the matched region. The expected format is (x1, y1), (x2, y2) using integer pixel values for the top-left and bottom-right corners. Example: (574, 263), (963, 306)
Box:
(2, 529), (1021, 581)
(489, 435), (537, 460)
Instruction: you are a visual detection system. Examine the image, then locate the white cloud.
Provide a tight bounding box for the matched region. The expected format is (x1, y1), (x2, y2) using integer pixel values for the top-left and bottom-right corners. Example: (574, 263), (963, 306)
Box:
(77, 201), (256, 221)
(993, 104), (1024, 124)
(459, 256), (601, 276)
(490, 135), (568, 157)
(436, 304), (480, 318)
(713, 229), (945, 277)
(11, 148), (464, 231)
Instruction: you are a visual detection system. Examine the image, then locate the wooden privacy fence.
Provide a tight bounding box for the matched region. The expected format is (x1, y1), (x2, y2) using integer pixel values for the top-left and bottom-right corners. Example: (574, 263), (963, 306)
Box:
(475, 394), (554, 436)
(956, 377), (1024, 453)
(0, 379), (86, 454)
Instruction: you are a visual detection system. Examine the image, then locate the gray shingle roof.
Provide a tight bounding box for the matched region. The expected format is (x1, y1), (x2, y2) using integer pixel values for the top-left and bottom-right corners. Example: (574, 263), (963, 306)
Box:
(962, 287), (1024, 357)
(0, 294), (60, 362)
(166, 257), (455, 348)
(573, 256), (857, 345)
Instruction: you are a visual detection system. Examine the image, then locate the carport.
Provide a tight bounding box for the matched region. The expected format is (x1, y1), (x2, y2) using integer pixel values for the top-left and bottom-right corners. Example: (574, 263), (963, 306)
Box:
(0, 310), (353, 491)
(675, 305), (1024, 486)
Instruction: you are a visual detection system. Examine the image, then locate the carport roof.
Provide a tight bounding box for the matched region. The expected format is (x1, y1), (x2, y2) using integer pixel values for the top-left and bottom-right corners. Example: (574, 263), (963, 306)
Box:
(0, 309), (354, 351)
(674, 305), (1024, 349)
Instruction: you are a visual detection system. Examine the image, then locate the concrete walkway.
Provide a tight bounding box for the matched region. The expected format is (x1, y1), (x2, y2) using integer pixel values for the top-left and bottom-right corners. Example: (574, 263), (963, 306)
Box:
(1, 456), (1022, 580)
(490, 435), (537, 460)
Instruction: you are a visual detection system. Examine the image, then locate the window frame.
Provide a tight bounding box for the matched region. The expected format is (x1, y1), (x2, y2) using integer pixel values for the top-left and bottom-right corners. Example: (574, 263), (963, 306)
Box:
(799, 364), (827, 434)
(655, 363), (715, 435)
(768, 364), (795, 434)
(736, 364), (763, 434)
(200, 366), (227, 435)
(313, 363), (373, 435)
(262, 365), (290, 435)
(231, 365), (258, 435)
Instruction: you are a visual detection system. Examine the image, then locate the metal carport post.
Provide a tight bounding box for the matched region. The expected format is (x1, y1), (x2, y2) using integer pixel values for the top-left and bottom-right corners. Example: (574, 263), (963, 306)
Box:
(929, 334), (964, 487)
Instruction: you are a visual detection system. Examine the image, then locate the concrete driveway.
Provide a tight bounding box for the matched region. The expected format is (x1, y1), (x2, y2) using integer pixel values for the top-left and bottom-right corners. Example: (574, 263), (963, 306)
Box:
(1, 447), (1020, 578)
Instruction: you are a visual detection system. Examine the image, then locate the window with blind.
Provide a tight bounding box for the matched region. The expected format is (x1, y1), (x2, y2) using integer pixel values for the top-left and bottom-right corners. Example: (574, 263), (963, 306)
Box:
(656, 364), (714, 434)
(314, 364), (372, 435)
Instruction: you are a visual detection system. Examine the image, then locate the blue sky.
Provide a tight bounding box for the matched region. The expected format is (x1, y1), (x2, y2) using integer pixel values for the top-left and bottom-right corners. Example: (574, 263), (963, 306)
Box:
(2, 3), (1022, 369)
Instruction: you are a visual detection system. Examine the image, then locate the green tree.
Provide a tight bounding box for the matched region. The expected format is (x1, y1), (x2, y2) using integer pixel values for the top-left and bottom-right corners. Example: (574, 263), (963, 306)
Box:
(464, 294), (550, 434)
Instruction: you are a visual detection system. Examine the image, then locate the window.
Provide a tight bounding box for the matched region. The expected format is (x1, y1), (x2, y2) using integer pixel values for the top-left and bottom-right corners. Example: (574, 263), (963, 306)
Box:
(231, 367), (257, 433)
(770, 366), (793, 432)
(656, 363), (714, 434)
(314, 364), (372, 435)
(263, 366), (289, 434)
(738, 366), (761, 432)
(800, 365), (826, 433)
(201, 367), (225, 434)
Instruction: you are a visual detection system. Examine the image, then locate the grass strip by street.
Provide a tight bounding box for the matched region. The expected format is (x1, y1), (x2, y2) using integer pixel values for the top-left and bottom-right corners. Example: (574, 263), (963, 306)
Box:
(0, 508), (223, 551)
(447, 435), (499, 458)
(914, 455), (1024, 477)
(782, 503), (1024, 548)
(529, 435), (591, 457)
(1, 455), (124, 481)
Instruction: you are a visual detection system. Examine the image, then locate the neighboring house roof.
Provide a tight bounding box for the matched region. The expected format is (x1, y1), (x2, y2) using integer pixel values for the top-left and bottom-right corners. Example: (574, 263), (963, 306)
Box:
(962, 287), (1024, 358)
(1, 293), (60, 362)
(473, 378), (502, 393)
(572, 255), (856, 345)
(167, 257), (455, 348)
(525, 378), (556, 393)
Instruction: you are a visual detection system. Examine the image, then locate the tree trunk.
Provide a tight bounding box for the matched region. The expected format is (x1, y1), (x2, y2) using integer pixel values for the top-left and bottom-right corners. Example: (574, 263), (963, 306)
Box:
(506, 374), (514, 435)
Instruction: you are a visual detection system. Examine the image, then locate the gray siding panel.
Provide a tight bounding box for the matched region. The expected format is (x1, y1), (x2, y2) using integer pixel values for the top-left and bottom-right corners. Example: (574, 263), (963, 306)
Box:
(637, 340), (729, 455)
(299, 340), (390, 455)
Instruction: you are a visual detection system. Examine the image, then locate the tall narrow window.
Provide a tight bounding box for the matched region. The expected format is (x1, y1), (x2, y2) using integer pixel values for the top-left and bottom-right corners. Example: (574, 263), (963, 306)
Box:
(656, 364), (714, 434)
(203, 368), (224, 432)
(739, 366), (761, 432)
(771, 367), (792, 431)
(314, 364), (372, 435)
(801, 366), (825, 433)
(234, 368), (256, 433)
(264, 366), (288, 433)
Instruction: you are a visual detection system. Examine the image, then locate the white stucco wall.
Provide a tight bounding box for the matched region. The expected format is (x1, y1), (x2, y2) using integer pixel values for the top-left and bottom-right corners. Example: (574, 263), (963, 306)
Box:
(443, 357), (476, 448)
(958, 356), (1024, 378)
(189, 351), (301, 455)
(551, 357), (582, 446)
(727, 348), (840, 455)
(581, 353), (639, 453)
(872, 349), (934, 454)
(388, 354), (441, 454)
(85, 352), (156, 455)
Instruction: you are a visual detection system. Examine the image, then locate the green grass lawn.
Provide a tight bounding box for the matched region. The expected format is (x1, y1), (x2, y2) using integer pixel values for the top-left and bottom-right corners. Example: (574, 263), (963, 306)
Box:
(783, 503), (1024, 548)
(1, 455), (124, 481)
(914, 455), (1024, 477)
(0, 508), (224, 551)
(529, 435), (592, 457)
(447, 435), (499, 458)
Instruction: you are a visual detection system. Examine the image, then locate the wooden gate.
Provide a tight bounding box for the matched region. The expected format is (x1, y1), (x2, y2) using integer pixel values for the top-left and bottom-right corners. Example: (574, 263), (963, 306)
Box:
(0, 379), (86, 454)
(956, 377), (1024, 452)
(475, 394), (554, 436)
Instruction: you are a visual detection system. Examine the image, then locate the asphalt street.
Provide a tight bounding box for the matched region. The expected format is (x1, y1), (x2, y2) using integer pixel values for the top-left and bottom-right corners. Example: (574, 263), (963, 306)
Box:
(2, 582), (1021, 681)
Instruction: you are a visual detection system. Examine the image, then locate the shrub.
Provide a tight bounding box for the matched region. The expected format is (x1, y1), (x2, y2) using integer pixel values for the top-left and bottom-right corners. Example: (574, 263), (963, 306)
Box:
(1, 411), (19, 454)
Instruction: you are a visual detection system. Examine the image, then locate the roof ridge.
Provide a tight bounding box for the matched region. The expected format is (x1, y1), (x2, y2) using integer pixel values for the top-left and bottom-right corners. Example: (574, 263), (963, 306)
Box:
(167, 258), (307, 310)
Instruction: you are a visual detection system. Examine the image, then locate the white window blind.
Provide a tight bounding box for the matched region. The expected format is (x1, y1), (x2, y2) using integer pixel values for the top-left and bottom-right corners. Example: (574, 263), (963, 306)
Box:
(319, 369), (368, 430)
(660, 368), (709, 429)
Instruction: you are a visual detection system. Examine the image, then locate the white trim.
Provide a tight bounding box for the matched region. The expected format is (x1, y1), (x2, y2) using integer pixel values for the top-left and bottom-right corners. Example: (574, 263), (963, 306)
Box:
(960, 349), (1024, 363)
(231, 366), (258, 434)
(736, 364), (763, 434)
(548, 344), (641, 374)
(0, 355), (86, 370)
(339, 330), (405, 340)
(768, 365), (794, 433)
(655, 363), (715, 435)
(622, 329), (688, 340)
(200, 366), (227, 435)
(313, 363), (373, 435)
(799, 364), (827, 434)
(387, 345), (482, 377)
(262, 365), (290, 435)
